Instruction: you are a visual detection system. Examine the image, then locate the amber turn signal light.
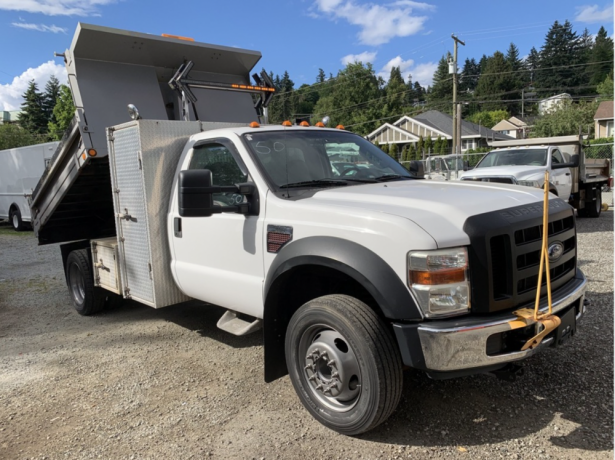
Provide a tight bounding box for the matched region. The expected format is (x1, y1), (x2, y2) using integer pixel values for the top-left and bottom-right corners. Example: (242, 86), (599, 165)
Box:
(410, 268), (465, 285)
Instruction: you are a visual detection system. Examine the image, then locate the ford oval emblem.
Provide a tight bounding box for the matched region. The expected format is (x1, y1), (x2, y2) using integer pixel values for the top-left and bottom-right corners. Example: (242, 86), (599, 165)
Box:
(548, 242), (564, 262)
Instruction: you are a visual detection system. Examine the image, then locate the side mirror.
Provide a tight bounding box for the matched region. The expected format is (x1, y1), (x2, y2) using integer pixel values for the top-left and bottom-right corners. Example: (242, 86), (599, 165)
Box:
(408, 160), (424, 179)
(463, 160), (469, 171)
(178, 169), (258, 217)
(552, 154), (579, 170)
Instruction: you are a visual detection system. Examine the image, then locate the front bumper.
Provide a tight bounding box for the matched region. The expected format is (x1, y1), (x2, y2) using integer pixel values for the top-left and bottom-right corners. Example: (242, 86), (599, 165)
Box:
(393, 270), (587, 375)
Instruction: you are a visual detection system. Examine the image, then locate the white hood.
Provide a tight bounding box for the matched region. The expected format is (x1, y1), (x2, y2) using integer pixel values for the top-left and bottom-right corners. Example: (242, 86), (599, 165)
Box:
(306, 180), (548, 247)
(460, 165), (546, 181)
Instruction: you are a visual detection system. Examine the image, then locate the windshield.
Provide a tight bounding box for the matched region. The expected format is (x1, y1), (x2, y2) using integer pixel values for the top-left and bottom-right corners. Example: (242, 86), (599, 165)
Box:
(242, 130), (412, 189)
(476, 149), (548, 168)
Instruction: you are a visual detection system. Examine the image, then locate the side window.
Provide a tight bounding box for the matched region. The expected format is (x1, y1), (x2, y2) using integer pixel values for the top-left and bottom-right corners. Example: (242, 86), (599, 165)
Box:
(188, 142), (248, 205)
(551, 149), (564, 165)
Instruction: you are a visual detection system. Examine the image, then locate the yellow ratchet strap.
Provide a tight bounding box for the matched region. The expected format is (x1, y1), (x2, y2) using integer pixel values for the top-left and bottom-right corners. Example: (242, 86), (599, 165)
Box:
(509, 171), (561, 351)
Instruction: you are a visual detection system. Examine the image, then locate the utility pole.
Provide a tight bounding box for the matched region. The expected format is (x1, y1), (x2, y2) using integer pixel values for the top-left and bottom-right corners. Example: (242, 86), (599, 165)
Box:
(451, 34), (465, 154)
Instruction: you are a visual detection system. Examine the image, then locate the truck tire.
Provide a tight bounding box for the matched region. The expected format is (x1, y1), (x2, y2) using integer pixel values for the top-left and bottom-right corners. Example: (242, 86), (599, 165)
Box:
(66, 249), (106, 315)
(9, 207), (25, 231)
(587, 188), (602, 218)
(285, 295), (403, 435)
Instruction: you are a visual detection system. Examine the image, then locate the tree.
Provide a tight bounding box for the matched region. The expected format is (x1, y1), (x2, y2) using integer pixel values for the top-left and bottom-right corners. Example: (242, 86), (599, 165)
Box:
(0, 124), (41, 150)
(524, 47), (541, 84)
(18, 81), (47, 135)
(42, 76), (61, 124)
(413, 81), (425, 103)
(404, 75), (417, 106)
(428, 54), (453, 106)
(505, 42), (524, 93)
(401, 145), (408, 161)
(416, 135), (424, 158)
(460, 58), (480, 93)
(48, 85), (75, 140)
(531, 100), (599, 137)
(424, 136), (433, 155)
(535, 20), (583, 96)
(381, 143), (389, 155)
(438, 137), (448, 155)
(467, 110), (510, 129)
(384, 66), (406, 118)
(407, 143), (416, 160)
(390, 143), (399, 160)
(312, 62), (384, 135)
(316, 68), (327, 84)
(597, 73), (614, 100)
(475, 52), (517, 112)
(589, 26), (614, 86)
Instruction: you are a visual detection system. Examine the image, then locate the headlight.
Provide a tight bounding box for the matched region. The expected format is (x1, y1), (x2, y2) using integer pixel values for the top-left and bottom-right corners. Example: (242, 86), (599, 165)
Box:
(517, 180), (541, 188)
(408, 247), (470, 318)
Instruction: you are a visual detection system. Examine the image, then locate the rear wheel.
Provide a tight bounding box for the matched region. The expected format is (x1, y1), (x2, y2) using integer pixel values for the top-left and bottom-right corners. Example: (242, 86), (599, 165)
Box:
(66, 249), (106, 315)
(9, 207), (25, 231)
(285, 295), (403, 435)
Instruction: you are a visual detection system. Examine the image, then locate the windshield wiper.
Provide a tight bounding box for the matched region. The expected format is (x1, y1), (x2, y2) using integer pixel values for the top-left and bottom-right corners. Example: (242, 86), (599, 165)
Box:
(373, 174), (412, 182)
(279, 179), (349, 189)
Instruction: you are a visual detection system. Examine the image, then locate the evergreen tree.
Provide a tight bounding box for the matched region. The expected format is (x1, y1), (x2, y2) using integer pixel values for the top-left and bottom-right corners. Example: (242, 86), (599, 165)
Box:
(460, 58), (480, 93)
(384, 66), (406, 118)
(525, 47), (541, 84)
(475, 52), (517, 112)
(428, 54), (453, 106)
(18, 80), (47, 135)
(316, 68), (326, 83)
(424, 136), (433, 155)
(597, 73), (614, 100)
(48, 85), (75, 140)
(438, 137), (448, 154)
(505, 43), (523, 72)
(589, 26), (614, 86)
(417, 135), (424, 159)
(407, 143), (416, 160)
(413, 81), (425, 103)
(535, 20), (582, 96)
(381, 143), (389, 155)
(390, 143), (399, 160)
(401, 145), (408, 161)
(42, 76), (61, 124)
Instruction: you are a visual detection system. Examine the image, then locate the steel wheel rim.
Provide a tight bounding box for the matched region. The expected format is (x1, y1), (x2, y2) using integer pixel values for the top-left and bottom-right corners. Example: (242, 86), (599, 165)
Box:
(299, 324), (361, 412)
(69, 263), (85, 305)
(12, 214), (18, 229)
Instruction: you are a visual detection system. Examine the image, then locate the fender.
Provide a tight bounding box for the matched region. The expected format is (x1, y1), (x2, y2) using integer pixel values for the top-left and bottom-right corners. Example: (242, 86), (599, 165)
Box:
(263, 236), (421, 382)
(264, 236), (420, 320)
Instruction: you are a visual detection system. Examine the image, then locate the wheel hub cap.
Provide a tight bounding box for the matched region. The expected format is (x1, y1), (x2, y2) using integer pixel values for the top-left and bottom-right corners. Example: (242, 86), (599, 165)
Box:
(303, 330), (360, 409)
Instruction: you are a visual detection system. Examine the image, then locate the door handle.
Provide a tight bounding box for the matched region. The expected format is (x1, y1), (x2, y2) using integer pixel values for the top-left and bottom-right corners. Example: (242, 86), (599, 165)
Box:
(174, 217), (182, 238)
(565, 173), (570, 176)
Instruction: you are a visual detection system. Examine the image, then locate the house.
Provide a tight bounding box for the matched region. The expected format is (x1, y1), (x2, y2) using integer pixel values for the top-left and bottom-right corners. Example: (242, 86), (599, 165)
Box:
(366, 110), (512, 155)
(593, 101), (614, 138)
(538, 93), (572, 115)
(491, 116), (536, 139)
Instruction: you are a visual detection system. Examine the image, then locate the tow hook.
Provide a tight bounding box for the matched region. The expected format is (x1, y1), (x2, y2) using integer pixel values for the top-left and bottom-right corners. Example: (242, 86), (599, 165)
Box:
(488, 363), (525, 382)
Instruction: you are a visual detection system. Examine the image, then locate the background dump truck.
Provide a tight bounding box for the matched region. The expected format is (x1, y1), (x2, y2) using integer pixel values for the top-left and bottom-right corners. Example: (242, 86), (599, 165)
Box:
(0, 141), (59, 230)
(459, 136), (610, 217)
(31, 23), (588, 435)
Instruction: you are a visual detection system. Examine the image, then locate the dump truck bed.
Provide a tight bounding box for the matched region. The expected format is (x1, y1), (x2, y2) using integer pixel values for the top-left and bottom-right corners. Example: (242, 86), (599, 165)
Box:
(30, 23), (262, 244)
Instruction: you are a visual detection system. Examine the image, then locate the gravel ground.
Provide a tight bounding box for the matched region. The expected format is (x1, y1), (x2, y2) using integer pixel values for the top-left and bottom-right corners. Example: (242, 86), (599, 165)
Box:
(0, 212), (612, 460)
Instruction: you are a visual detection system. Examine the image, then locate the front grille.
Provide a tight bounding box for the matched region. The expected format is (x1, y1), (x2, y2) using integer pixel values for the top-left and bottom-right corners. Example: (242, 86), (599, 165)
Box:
(462, 177), (515, 184)
(464, 199), (577, 313)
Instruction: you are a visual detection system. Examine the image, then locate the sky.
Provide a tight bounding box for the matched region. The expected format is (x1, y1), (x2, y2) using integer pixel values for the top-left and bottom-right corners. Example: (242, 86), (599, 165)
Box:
(0, 0), (613, 111)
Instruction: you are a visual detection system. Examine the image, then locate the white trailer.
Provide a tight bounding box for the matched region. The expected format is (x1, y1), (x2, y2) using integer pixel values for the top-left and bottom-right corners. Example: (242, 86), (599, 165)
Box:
(0, 141), (59, 230)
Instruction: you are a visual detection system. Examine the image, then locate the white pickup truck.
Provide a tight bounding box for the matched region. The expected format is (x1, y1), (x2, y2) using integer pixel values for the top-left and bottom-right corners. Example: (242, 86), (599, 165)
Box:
(30, 24), (588, 435)
(459, 136), (610, 217)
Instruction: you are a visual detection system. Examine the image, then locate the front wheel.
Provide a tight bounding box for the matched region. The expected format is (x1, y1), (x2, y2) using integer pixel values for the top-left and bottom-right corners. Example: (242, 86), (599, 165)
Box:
(285, 295), (403, 435)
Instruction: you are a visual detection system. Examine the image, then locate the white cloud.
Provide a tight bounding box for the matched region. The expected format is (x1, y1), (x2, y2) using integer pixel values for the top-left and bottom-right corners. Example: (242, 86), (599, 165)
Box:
(378, 55), (437, 87)
(0, 0), (117, 16)
(341, 51), (378, 66)
(12, 22), (67, 33)
(574, 4), (614, 23)
(0, 61), (67, 111)
(314, 0), (434, 45)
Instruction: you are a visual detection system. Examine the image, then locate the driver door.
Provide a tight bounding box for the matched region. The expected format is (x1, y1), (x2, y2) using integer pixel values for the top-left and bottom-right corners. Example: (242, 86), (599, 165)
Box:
(169, 139), (265, 317)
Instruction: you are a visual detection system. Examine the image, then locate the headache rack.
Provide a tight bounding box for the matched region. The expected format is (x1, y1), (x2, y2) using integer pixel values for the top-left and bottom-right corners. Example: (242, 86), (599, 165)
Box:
(29, 23), (273, 245)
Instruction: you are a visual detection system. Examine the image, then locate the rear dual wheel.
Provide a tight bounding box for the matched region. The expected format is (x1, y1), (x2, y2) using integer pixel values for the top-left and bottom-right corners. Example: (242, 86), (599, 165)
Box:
(285, 295), (403, 435)
(66, 249), (121, 315)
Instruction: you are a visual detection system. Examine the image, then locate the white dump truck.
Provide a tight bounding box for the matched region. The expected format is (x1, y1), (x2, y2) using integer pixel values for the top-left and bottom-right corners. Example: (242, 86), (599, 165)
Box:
(459, 136), (610, 217)
(0, 141), (59, 230)
(30, 24), (588, 435)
